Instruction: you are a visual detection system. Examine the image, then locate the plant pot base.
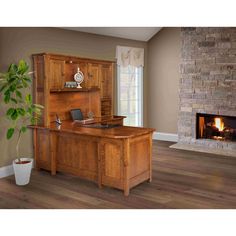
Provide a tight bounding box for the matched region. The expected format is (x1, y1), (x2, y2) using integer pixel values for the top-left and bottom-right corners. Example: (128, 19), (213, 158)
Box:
(13, 158), (33, 186)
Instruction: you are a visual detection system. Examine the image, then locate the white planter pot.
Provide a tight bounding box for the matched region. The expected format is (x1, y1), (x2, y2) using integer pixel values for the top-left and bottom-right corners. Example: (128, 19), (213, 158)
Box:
(13, 158), (33, 186)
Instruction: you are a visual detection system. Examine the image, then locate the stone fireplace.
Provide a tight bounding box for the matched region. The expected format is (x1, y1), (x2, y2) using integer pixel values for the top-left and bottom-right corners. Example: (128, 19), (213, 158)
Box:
(174, 27), (236, 155)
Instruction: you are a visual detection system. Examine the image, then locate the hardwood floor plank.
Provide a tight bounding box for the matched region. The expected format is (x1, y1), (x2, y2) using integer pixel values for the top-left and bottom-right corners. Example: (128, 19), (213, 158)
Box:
(0, 140), (236, 209)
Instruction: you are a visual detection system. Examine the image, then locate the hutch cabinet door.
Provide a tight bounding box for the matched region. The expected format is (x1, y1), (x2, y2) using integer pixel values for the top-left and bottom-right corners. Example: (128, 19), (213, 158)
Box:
(100, 63), (113, 116)
(49, 59), (65, 90)
(100, 63), (113, 99)
(87, 63), (100, 88)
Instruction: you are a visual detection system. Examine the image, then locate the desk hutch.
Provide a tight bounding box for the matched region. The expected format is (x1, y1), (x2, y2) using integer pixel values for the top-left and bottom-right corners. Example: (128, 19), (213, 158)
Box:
(31, 53), (154, 196)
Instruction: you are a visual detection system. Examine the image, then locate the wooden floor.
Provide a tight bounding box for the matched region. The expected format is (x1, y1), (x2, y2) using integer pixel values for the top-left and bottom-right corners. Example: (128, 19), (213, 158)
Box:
(1, 140), (236, 209)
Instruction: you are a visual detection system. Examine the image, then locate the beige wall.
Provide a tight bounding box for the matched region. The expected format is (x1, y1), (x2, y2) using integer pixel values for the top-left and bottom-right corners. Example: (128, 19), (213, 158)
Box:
(0, 27), (147, 167)
(0, 27), (181, 168)
(147, 28), (180, 134)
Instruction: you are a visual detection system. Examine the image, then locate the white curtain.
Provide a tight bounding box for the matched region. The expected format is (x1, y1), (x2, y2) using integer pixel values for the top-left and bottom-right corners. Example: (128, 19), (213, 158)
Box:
(116, 46), (144, 67)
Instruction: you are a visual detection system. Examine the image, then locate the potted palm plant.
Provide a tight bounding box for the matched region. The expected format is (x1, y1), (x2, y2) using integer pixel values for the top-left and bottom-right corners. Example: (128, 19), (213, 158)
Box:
(0, 60), (43, 185)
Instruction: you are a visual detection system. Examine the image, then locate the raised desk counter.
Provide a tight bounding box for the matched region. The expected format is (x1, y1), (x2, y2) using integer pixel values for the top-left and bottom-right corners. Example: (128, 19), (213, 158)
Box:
(31, 119), (155, 196)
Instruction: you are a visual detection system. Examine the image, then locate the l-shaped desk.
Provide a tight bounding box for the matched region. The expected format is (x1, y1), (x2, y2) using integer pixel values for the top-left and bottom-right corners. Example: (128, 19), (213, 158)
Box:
(31, 119), (154, 196)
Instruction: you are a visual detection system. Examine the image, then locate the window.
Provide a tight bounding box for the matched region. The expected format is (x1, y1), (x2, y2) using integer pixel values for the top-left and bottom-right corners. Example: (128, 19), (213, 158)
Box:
(117, 65), (143, 126)
(116, 45), (144, 127)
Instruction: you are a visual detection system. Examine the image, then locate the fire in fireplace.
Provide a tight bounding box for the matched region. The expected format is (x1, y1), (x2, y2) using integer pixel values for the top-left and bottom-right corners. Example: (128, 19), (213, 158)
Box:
(196, 113), (236, 141)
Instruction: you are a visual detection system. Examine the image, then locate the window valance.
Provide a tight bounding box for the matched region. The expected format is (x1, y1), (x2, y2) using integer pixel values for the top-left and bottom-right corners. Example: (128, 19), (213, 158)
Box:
(116, 46), (144, 67)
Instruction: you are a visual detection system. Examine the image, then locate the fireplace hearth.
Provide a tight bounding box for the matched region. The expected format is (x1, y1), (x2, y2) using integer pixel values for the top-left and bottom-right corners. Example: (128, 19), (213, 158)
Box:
(196, 113), (236, 142)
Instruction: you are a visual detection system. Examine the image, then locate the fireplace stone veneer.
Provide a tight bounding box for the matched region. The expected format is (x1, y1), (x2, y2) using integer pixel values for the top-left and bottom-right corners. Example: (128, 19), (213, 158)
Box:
(178, 27), (236, 152)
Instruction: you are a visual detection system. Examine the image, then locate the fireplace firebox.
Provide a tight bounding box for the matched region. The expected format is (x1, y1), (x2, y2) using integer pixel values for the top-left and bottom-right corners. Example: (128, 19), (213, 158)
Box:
(196, 113), (236, 141)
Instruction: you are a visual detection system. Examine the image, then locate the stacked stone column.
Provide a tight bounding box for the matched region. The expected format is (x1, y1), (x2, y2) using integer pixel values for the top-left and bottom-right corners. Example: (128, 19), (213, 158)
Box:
(179, 27), (236, 150)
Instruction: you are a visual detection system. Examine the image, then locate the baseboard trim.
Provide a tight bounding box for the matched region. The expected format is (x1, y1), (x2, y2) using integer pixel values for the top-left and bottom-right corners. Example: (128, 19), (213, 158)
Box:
(0, 164), (14, 178)
(153, 132), (178, 142)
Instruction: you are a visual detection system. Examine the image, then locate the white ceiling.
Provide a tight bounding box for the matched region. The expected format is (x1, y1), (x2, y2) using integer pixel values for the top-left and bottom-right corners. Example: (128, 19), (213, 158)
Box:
(61, 27), (162, 42)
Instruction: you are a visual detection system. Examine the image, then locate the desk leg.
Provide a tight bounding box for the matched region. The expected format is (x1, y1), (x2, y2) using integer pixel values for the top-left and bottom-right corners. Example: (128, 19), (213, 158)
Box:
(123, 139), (130, 196)
(148, 134), (153, 183)
(50, 132), (57, 176)
(97, 142), (103, 189)
(124, 172), (130, 196)
(33, 129), (40, 171)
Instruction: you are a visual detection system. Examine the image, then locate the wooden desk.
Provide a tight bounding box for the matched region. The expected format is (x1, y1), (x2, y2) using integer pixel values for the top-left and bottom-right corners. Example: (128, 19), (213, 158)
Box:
(31, 121), (154, 196)
(32, 53), (154, 196)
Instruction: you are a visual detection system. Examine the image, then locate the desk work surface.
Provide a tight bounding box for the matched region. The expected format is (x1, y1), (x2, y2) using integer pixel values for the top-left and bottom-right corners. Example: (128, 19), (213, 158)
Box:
(31, 120), (155, 139)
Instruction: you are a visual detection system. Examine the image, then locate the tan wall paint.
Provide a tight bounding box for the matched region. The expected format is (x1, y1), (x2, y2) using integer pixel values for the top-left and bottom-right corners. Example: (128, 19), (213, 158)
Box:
(0, 27), (147, 167)
(147, 28), (180, 134)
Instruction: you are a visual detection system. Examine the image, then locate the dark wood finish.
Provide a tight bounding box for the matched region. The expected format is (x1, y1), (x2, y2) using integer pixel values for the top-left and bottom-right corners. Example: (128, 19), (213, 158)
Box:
(31, 121), (154, 196)
(1, 141), (236, 209)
